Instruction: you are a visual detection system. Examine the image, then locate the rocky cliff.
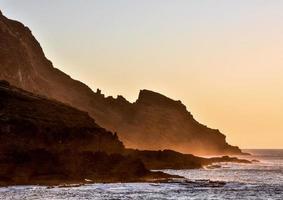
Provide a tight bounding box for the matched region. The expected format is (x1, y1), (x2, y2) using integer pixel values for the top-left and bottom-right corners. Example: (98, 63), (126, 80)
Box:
(0, 81), (250, 185)
(0, 10), (242, 155)
(0, 80), (177, 185)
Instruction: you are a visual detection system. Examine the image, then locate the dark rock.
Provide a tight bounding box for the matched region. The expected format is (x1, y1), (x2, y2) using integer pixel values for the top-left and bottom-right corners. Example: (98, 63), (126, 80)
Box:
(0, 81), (251, 186)
(0, 82), (175, 186)
(0, 11), (243, 155)
(124, 149), (251, 170)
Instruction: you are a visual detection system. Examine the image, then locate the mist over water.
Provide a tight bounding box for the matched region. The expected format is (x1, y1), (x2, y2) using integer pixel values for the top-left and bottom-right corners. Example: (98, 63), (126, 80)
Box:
(0, 150), (282, 200)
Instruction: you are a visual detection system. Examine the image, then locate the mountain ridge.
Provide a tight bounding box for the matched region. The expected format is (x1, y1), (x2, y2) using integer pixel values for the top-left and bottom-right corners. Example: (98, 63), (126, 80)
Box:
(0, 80), (181, 185)
(0, 80), (251, 186)
(0, 10), (242, 155)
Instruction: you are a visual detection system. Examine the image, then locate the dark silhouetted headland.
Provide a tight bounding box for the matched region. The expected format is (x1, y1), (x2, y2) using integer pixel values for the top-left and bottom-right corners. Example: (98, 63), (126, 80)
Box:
(0, 81), (251, 186)
(0, 80), (179, 186)
(0, 10), (242, 155)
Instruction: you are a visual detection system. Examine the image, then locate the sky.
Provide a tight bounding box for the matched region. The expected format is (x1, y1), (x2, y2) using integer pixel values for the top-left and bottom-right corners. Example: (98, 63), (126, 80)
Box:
(0, 0), (282, 149)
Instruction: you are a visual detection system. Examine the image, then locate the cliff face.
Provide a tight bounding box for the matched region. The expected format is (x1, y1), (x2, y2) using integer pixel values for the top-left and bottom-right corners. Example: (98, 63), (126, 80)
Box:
(0, 81), (250, 186)
(0, 80), (124, 154)
(121, 90), (241, 155)
(0, 10), (242, 155)
(0, 81), (166, 185)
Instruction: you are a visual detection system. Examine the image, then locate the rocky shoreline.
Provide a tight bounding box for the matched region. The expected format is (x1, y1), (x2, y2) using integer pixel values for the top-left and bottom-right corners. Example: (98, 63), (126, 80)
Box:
(0, 81), (253, 186)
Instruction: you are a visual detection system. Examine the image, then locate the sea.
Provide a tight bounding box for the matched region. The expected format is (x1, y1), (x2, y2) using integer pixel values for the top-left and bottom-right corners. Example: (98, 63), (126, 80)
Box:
(0, 149), (282, 200)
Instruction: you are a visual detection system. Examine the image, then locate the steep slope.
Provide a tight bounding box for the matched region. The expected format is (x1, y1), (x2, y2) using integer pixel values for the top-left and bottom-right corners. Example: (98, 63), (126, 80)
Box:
(0, 80), (176, 185)
(0, 10), (242, 155)
(0, 80), (124, 154)
(119, 90), (241, 154)
(0, 81), (250, 186)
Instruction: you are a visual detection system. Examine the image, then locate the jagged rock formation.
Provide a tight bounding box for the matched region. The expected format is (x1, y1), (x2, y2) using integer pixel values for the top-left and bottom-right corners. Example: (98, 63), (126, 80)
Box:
(0, 81), (176, 185)
(0, 80), (124, 154)
(119, 90), (242, 155)
(0, 10), (242, 155)
(0, 81), (250, 186)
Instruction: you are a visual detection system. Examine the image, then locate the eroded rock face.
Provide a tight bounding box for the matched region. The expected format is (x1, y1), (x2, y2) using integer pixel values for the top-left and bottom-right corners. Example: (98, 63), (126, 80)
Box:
(121, 90), (241, 155)
(0, 81), (163, 185)
(0, 10), (242, 155)
(0, 81), (251, 185)
(0, 81), (124, 154)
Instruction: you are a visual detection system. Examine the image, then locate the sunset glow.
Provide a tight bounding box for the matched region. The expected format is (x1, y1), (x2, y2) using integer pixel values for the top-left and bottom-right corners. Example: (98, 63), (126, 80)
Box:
(1, 0), (282, 148)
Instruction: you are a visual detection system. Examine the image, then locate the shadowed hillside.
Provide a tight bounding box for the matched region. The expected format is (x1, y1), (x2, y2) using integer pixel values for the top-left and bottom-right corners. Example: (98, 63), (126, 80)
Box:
(0, 81), (251, 186)
(0, 81), (175, 185)
(0, 10), (242, 155)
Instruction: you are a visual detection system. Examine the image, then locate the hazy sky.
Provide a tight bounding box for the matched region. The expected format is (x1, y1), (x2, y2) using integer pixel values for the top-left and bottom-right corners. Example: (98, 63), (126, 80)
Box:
(1, 0), (283, 148)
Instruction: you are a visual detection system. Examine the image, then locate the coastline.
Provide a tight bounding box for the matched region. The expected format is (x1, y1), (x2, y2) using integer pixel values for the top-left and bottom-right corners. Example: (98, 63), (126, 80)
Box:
(0, 172), (183, 187)
(0, 155), (254, 187)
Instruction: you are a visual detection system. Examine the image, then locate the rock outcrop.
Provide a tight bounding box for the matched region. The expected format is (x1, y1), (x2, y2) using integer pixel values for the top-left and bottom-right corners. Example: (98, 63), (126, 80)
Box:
(0, 10), (242, 155)
(125, 149), (251, 170)
(0, 81), (175, 185)
(0, 81), (251, 186)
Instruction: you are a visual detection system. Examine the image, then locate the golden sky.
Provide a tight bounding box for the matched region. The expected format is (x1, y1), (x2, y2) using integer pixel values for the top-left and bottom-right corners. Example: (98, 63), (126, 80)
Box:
(1, 0), (283, 148)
